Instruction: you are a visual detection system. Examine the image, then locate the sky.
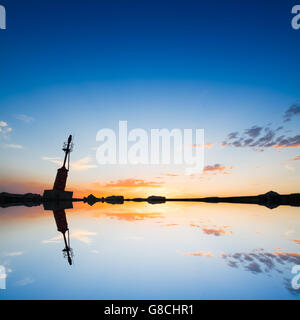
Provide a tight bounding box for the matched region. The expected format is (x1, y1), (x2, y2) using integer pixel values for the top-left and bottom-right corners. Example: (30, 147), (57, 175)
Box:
(0, 0), (300, 198)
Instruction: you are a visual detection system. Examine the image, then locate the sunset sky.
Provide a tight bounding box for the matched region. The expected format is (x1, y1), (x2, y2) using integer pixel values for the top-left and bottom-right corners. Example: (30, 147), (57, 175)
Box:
(0, 0), (299, 198)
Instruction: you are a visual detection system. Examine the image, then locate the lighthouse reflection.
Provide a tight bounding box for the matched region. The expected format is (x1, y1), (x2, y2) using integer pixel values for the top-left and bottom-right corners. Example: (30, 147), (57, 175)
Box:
(52, 209), (73, 265)
(43, 201), (74, 266)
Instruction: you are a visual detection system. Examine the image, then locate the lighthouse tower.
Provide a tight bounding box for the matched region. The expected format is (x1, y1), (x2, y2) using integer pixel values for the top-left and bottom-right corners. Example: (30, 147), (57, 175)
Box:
(43, 135), (74, 202)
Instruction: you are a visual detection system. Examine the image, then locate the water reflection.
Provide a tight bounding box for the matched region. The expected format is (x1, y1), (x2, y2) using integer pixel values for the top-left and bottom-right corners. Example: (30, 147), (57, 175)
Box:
(52, 210), (73, 266)
(0, 201), (299, 299)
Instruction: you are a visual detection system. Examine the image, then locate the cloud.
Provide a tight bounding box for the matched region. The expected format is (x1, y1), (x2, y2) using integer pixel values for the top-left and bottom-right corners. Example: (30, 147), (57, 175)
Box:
(245, 126), (263, 138)
(223, 127), (300, 150)
(163, 223), (178, 227)
(15, 114), (34, 123)
(71, 229), (97, 244)
(291, 156), (300, 161)
(227, 132), (239, 140)
(222, 105), (300, 150)
(97, 211), (162, 222)
(104, 178), (163, 188)
(15, 277), (34, 286)
(202, 227), (229, 236)
(192, 143), (213, 148)
(42, 156), (97, 171)
(71, 156), (98, 171)
(203, 164), (233, 175)
(283, 104), (300, 122)
(0, 120), (12, 138)
(42, 235), (62, 244)
(244, 262), (262, 274)
(222, 249), (300, 275)
(41, 156), (62, 165)
(5, 251), (23, 256)
(184, 251), (212, 257)
(285, 164), (294, 171)
(190, 223), (233, 236)
(0, 121), (8, 127)
(3, 144), (24, 149)
(274, 135), (300, 148)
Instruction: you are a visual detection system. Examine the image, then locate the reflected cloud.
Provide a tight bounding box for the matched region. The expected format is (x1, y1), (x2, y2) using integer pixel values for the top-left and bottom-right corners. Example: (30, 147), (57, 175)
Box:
(184, 251), (212, 257)
(222, 249), (300, 274)
(203, 164), (233, 175)
(292, 240), (300, 245)
(103, 179), (163, 188)
(42, 235), (62, 244)
(190, 223), (233, 237)
(5, 251), (23, 257)
(91, 210), (163, 222)
(15, 277), (34, 286)
(71, 229), (97, 244)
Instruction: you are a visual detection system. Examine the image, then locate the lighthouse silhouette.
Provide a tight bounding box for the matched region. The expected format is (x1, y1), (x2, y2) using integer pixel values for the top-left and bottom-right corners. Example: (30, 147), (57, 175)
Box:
(43, 135), (73, 201)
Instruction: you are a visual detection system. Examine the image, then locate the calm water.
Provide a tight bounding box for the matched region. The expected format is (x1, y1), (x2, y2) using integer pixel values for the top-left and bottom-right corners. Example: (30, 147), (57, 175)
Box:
(0, 201), (299, 300)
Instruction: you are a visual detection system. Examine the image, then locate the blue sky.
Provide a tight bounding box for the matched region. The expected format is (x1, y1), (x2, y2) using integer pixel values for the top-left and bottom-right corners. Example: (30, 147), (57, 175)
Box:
(0, 0), (299, 196)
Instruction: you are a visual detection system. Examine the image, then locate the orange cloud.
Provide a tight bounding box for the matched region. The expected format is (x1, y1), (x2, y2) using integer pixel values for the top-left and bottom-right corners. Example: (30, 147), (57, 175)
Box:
(190, 223), (233, 236)
(291, 240), (300, 245)
(184, 251), (212, 257)
(203, 164), (233, 175)
(103, 179), (163, 188)
(274, 143), (300, 149)
(185, 143), (213, 148)
(90, 210), (162, 222)
(291, 156), (300, 161)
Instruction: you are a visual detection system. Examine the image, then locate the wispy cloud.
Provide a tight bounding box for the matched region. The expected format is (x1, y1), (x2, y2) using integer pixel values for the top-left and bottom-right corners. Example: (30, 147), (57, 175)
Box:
(42, 235), (62, 244)
(203, 164), (233, 175)
(71, 229), (97, 244)
(222, 105), (300, 151)
(3, 144), (24, 149)
(42, 156), (97, 171)
(222, 249), (300, 274)
(290, 155), (300, 161)
(41, 156), (62, 165)
(190, 223), (233, 236)
(184, 251), (212, 257)
(15, 114), (34, 123)
(0, 120), (12, 138)
(15, 277), (34, 286)
(0, 121), (8, 127)
(285, 164), (294, 171)
(223, 127), (300, 150)
(71, 156), (98, 171)
(5, 251), (23, 256)
(283, 104), (300, 122)
(104, 178), (163, 188)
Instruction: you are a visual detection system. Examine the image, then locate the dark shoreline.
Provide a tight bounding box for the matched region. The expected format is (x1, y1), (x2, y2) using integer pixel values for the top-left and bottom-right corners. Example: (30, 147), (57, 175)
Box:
(1, 190), (300, 209)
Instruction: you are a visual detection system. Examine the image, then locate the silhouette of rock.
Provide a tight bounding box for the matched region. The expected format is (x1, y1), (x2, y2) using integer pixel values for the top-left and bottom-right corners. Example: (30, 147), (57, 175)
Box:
(0, 192), (42, 208)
